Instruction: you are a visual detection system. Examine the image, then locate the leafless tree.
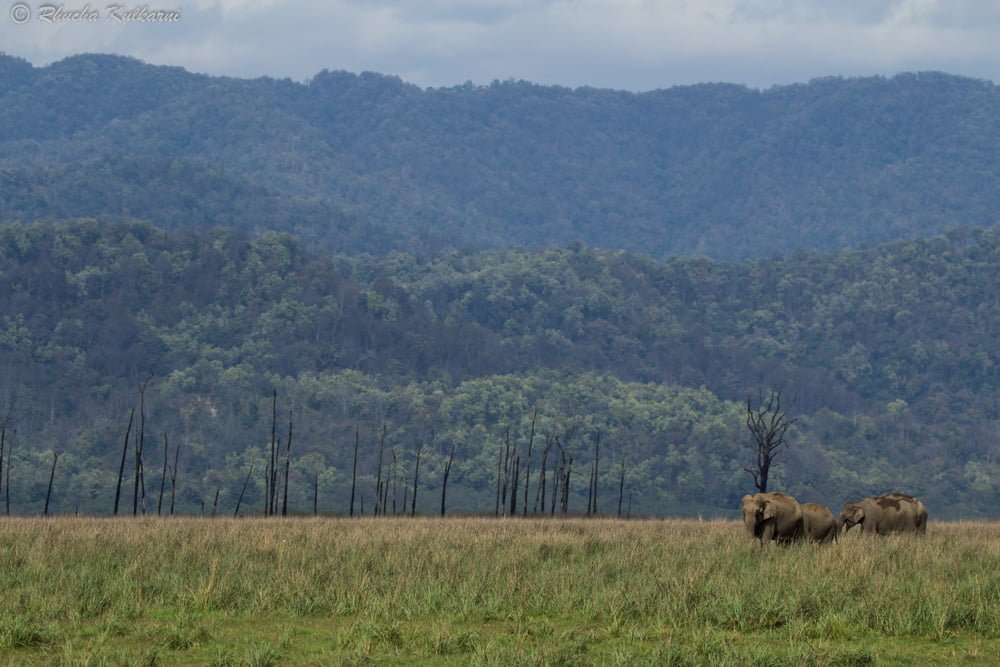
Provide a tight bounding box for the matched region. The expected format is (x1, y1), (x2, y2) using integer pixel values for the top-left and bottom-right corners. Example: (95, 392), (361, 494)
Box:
(234, 461), (255, 517)
(113, 406), (134, 516)
(744, 385), (797, 493)
(440, 442), (456, 516)
(349, 425), (359, 517)
(282, 410), (293, 516)
(44, 451), (59, 516)
(157, 432), (168, 515)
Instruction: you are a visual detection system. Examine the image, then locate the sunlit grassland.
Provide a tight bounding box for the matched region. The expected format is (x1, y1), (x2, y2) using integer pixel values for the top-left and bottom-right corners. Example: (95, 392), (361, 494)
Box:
(1, 517), (999, 665)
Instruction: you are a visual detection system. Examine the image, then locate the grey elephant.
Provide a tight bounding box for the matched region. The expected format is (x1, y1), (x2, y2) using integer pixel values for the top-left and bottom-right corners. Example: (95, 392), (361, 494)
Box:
(741, 492), (805, 545)
(801, 502), (838, 543)
(839, 493), (927, 536)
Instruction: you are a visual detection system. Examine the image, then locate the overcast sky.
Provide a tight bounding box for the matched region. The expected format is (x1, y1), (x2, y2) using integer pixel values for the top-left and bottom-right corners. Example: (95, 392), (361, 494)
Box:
(2, 0), (999, 90)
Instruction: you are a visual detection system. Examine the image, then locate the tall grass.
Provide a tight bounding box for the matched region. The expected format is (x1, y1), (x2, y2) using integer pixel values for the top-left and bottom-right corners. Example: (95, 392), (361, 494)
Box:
(1, 518), (998, 664)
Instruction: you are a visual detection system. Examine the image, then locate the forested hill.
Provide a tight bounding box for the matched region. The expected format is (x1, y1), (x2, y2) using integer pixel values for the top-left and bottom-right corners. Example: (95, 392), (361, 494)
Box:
(1, 220), (997, 517)
(3, 53), (1000, 259)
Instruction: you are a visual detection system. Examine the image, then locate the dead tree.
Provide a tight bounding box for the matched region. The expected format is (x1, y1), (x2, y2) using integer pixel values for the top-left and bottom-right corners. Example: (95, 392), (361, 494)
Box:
(374, 423), (386, 516)
(499, 427), (511, 517)
(562, 456), (573, 514)
(169, 440), (180, 516)
(410, 442), (423, 517)
(587, 430), (600, 517)
(133, 378), (150, 516)
(312, 470), (319, 516)
(269, 390), (278, 516)
(381, 452), (390, 515)
(617, 449), (627, 518)
(113, 406), (134, 516)
(0, 399), (13, 512)
(744, 385), (797, 493)
(440, 442), (456, 516)
(157, 432), (168, 515)
(508, 455), (520, 516)
(4, 430), (13, 515)
(234, 461), (255, 517)
(534, 435), (551, 514)
(281, 410), (292, 517)
(211, 488), (219, 517)
(391, 448), (399, 515)
(44, 451), (59, 516)
(349, 425), (359, 517)
(522, 407), (537, 517)
(551, 437), (564, 516)
(494, 429), (505, 517)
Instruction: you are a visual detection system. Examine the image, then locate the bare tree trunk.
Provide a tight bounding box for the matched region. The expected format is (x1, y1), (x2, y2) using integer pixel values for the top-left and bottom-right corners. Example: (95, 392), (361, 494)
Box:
(587, 430), (600, 517)
(4, 431), (12, 515)
(535, 436), (550, 515)
(440, 443), (456, 516)
(211, 488), (219, 518)
(169, 440), (180, 516)
(313, 470), (319, 516)
(391, 448), (398, 515)
(133, 379), (150, 516)
(0, 399), (13, 514)
(139, 453), (146, 515)
(113, 406), (134, 516)
(44, 452), (59, 516)
(282, 410), (292, 517)
(157, 432), (168, 515)
(269, 390), (278, 516)
(523, 407), (537, 517)
(617, 452), (627, 518)
(587, 461), (594, 517)
(234, 461), (255, 517)
(562, 456), (573, 514)
(551, 438), (564, 516)
(494, 433), (503, 517)
(350, 425), (359, 517)
(410, 442), (422, 517)
(500, 427), (511, 517)
(374, 423), (386, 516)
(509, 455), (520, 516)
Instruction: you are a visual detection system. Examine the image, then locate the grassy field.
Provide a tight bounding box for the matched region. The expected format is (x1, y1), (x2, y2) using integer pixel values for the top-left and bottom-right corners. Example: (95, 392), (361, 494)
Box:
(1, 517), (998, 666)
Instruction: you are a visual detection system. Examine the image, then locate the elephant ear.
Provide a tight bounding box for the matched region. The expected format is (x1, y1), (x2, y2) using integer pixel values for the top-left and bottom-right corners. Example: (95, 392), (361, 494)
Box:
(762, 501), (777, 520)
(852, 506), (865, 523)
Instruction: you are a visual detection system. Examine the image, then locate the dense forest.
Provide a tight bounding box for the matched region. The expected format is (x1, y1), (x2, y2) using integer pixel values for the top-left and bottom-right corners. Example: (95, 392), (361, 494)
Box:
(3, 53), (1000, 259)
(0, 220), (997, 517)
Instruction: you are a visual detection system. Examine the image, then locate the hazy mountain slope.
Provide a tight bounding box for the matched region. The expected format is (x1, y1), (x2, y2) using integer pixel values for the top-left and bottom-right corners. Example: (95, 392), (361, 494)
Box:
(2, 54), (999, 258)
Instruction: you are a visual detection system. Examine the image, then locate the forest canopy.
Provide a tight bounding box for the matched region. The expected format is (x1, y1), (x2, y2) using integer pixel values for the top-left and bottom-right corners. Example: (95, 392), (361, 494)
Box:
(0, 220), (996, 517)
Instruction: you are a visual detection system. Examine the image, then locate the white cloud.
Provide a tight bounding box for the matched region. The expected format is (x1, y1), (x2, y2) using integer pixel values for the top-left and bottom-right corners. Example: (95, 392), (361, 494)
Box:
(1, 0), (998, 89)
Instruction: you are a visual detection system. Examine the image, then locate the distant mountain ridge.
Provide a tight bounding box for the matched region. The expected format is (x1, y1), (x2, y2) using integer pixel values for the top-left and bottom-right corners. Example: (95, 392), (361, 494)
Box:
(2, 52), (1000, 258)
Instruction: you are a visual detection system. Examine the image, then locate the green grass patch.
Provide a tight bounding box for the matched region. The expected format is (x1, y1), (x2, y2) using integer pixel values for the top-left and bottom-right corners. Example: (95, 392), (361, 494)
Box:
(1, 517), (998, 664)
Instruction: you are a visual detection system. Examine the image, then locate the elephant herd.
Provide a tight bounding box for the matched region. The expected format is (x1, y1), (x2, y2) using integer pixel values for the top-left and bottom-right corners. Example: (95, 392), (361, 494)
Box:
(740, 491), (928, 545)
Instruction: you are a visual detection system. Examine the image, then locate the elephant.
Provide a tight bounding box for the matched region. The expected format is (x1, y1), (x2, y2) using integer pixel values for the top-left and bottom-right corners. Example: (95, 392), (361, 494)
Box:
(801, 502), (838, 543)
(740, 492), (805, 545)
(839, 493), (927, 536)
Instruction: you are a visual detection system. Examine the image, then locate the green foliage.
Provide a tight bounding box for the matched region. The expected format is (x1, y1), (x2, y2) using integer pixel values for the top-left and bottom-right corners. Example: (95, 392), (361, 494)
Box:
(0, 220), (998, 516)
(3, 55), (1000, 259)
